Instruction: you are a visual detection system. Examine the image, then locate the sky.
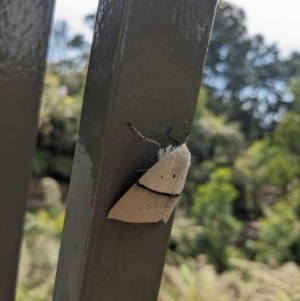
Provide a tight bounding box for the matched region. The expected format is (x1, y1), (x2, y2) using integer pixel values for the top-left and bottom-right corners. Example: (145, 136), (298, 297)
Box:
(229, 0), (300, 56)
(53, 0), (300, 56)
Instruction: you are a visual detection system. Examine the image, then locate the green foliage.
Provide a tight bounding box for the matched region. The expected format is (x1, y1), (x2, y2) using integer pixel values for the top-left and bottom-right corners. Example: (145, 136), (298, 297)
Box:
(184, 91), (246, 215)
(237, 138), (298, 188)
(47, 155), (74, 179)
(33, 19), (89, 179)
(256, 184), (300, 265)
(159, 258), (300, 301)
(226, 259), (300, 301)
(32, 150), (51, 177)
(191, 168), (241, 271)
(192, 168), (238, 218)
(190, 113), (244, 166)
(159, 256), (228, 301)
(167, 217), (202, 265)
(233, 96), (300, 264)
(17, 178), (64, 301)
(274, 81), (300, 155)
(261, 147), (299, 189)
(191, 111), (244, 163)
(33, 71), (82, 179)
(274, 111), (300, 154)
(234, 136), (300, 217)
(39, 72), (82, 138)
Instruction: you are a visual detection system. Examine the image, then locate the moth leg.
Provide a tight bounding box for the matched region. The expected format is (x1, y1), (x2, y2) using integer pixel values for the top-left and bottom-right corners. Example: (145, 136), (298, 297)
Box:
(128, 122), (162, 148)
(135, 169), (149, 173)
(167, 127), (181, 146)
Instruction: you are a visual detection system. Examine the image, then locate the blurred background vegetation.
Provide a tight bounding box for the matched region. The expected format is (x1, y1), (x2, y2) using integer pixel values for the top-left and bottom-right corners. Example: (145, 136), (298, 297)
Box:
(18, 1), (300, 300)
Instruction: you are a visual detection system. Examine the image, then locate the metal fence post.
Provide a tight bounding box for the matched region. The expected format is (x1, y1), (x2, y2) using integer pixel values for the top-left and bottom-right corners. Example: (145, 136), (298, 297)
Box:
(0, 1), (55, 300)
(53, 0), (218, 300)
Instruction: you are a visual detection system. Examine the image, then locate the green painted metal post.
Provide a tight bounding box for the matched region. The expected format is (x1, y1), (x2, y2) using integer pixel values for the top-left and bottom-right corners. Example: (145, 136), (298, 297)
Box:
(53, 0), (218, 300)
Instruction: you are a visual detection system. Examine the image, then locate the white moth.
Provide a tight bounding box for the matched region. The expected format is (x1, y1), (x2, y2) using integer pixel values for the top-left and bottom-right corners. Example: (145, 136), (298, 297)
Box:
(107, 123), (191, 224)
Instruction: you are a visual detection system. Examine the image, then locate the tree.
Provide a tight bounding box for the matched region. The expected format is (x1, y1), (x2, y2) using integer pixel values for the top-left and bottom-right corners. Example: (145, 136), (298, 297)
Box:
(203, 1), (300, 138)
(47, 20), (90, 95)
(191, 168), (241, 271)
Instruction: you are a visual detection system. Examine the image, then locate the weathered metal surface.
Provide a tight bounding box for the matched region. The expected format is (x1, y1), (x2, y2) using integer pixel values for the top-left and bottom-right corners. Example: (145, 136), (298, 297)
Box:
(53, 0), (218, 300)
(0, 0), (54, 300)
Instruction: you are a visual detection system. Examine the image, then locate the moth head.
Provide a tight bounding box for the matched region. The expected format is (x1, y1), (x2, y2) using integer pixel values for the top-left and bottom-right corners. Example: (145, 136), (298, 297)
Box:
(157, 128), (190, 160)
(157, 143), (181, 160)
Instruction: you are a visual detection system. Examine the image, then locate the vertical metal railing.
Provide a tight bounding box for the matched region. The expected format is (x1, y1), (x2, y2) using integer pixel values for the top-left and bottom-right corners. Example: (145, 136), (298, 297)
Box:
(53, 0), (218, 300)
(0, 0), (55, 300)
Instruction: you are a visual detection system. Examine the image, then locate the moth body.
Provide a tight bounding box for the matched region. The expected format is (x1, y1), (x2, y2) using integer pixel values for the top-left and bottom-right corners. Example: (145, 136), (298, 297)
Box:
(107, 142), (191, 223)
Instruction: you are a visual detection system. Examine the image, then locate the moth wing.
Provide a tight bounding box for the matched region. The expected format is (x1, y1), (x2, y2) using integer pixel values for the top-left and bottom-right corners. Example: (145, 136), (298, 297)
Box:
(139, 144), (191, 195)
(107, 183), (179, 223)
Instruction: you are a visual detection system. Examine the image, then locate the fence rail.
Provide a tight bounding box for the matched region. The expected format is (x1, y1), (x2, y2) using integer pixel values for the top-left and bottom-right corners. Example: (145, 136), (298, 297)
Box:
(0, 0), (217, 300)
(0, 0), (55, 300)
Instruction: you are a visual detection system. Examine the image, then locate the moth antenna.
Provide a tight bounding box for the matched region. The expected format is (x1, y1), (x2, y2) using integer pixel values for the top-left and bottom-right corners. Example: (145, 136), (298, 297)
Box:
(167, 127), (181, 146)
(185, 133), (190, 143)
(128, 122), (162, 148)
(176, 132), (190, 141)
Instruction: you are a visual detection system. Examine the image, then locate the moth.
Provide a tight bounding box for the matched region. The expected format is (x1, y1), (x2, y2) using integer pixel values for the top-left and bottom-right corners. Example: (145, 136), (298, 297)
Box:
(107, 123), (191, 223)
